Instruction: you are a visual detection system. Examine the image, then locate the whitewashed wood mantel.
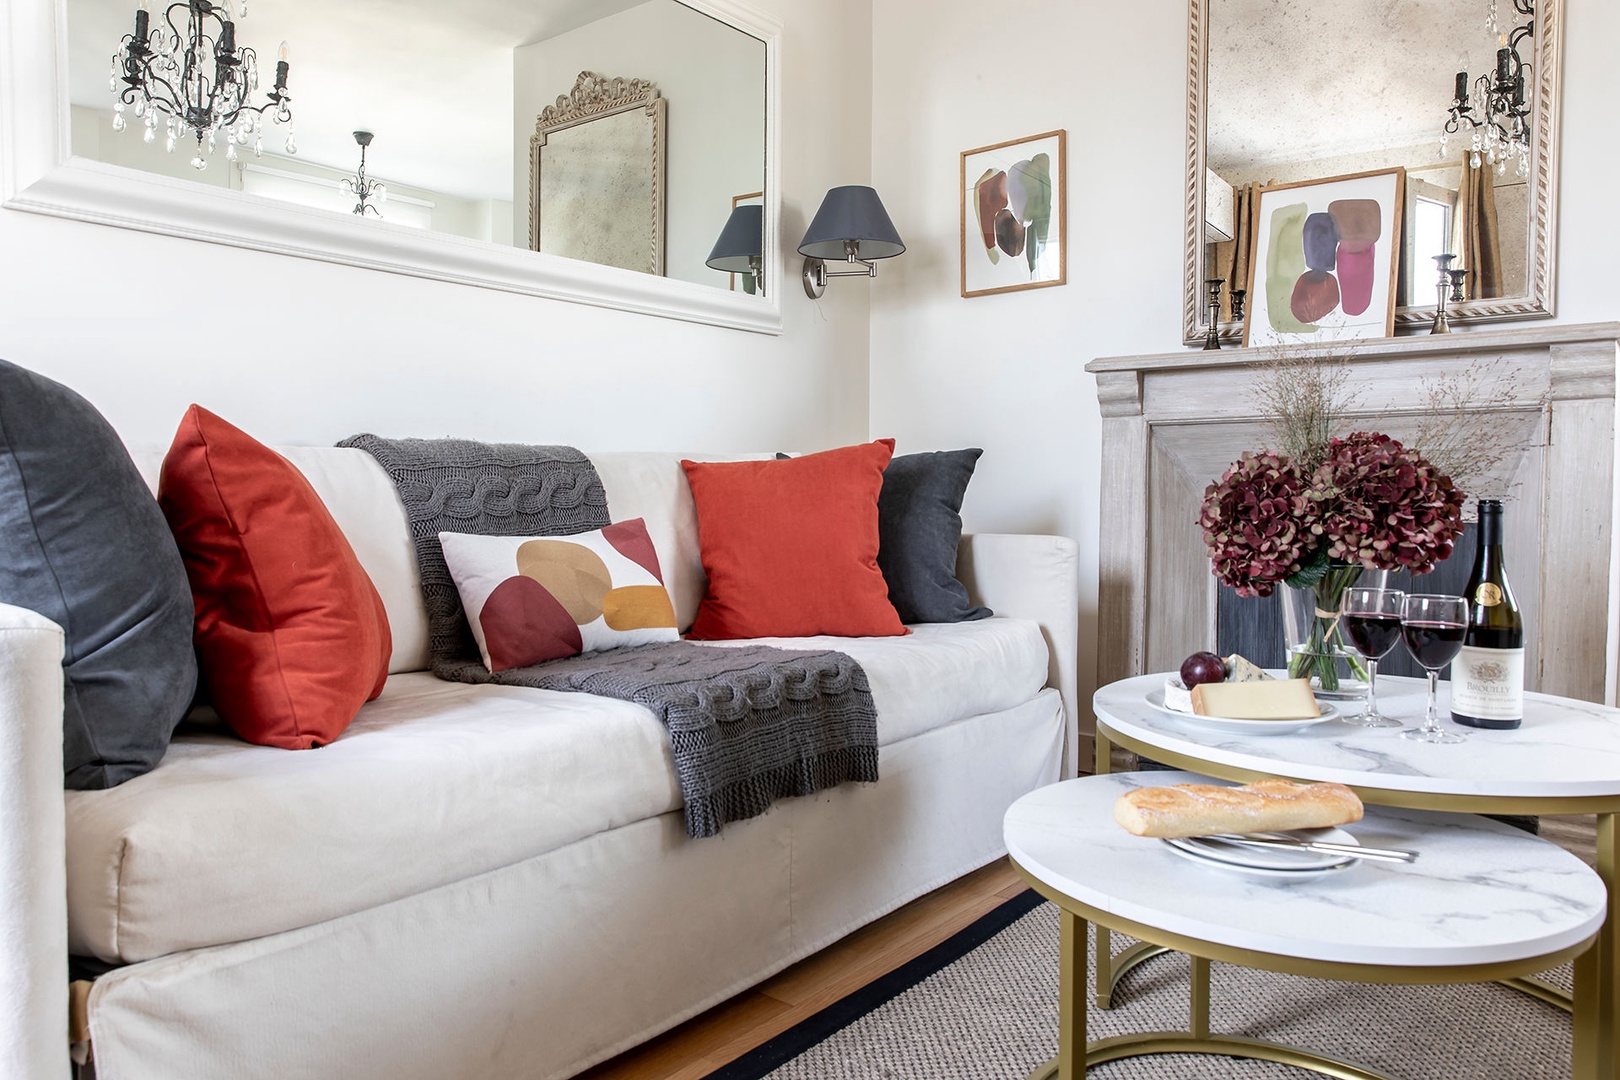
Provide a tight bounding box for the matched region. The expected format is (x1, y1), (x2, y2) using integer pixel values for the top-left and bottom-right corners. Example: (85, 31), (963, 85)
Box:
(1085, 322), (1620, 734)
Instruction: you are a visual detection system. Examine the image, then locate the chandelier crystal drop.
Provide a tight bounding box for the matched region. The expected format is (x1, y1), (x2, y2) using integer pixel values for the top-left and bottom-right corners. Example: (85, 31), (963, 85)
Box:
(1441, 0), (1533, 179)
(111, 0), (293, 170)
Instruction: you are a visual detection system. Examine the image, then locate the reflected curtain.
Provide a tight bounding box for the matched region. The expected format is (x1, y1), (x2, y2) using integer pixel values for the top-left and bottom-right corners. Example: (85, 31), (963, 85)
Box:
(1453, 160), (1502, 300)
(1211, 182), (1261, 322)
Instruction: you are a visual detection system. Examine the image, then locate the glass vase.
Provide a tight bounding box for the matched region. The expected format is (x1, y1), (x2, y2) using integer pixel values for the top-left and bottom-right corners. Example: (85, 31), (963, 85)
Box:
(1281, 564), (1372, 698)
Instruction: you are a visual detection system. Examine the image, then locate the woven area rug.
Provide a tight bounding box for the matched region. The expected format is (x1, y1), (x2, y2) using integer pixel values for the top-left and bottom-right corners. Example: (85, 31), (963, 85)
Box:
(705, 891), (1575, 1080)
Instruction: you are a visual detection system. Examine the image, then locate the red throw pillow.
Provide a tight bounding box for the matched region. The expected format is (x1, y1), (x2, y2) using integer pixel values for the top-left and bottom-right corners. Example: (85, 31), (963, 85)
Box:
(158, 406), (392, 748)
(681, 440), (907, 639)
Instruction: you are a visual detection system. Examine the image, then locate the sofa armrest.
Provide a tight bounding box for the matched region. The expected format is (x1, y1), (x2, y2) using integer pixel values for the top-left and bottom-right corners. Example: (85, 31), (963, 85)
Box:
(956, 534), (1080, 775)
(0, 604), (68, 1080)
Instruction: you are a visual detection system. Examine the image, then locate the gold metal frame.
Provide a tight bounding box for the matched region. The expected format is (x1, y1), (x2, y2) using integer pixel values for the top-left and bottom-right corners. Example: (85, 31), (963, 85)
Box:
(1091, 722), (1620, 1078)
(1016, 870), (1601, 1080)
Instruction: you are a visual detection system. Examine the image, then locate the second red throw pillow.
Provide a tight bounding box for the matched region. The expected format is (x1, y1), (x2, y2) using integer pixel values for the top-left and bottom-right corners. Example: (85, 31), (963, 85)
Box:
(681, 440), (907, 640)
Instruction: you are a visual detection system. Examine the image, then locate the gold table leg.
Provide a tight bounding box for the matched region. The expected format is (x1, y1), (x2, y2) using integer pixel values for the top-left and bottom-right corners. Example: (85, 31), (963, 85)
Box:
(1576, 812), (1618, 1080)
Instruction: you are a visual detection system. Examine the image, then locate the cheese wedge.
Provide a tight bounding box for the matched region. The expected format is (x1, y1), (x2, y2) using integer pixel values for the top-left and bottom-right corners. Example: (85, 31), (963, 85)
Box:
(1189, 677), (1319, 720)
(1223, 654), (1272, 682)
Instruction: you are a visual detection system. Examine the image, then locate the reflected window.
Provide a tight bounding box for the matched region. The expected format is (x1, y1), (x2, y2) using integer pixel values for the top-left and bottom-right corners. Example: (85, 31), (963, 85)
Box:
(1411, 195), (1453, 280)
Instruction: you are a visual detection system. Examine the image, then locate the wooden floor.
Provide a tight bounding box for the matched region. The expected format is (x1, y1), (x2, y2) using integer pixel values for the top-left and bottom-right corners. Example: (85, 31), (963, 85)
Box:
(579, 814), (1600, 1080)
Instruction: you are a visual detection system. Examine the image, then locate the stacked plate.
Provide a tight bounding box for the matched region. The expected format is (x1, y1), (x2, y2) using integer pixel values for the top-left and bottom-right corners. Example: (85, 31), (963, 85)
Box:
(1145, 684), (1340, 736)
(1161, 827), (1360, 879)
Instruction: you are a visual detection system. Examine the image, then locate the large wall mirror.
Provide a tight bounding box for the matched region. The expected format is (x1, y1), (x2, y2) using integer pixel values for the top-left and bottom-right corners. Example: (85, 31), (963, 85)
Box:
(1183, 0), (1563, 346)
(0, 0), (780, 334)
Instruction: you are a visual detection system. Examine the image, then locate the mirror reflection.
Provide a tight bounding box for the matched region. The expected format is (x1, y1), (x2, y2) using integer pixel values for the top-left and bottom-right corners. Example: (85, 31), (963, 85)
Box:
(67, 0), (766, 293)
(1203, 0), (1540, 324)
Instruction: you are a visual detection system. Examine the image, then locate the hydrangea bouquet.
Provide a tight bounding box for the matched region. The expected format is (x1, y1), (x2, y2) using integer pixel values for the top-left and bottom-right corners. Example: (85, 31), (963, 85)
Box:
(1196, 348), (1479, 691)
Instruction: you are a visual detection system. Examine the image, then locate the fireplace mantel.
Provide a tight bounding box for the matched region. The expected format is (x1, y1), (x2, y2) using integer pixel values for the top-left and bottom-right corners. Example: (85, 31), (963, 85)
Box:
(1084, 322), (1620, 760)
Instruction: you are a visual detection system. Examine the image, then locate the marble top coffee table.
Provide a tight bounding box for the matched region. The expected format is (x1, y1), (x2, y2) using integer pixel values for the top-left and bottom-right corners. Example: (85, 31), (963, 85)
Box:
(1091, 672), (1620, 1079)
(1006, 771), (1607, 1080)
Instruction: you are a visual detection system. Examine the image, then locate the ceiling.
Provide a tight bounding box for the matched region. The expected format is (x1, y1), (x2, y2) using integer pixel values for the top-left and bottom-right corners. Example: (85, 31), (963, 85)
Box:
(68, 0), (652, 200)
(1208, 0), (1524, 174)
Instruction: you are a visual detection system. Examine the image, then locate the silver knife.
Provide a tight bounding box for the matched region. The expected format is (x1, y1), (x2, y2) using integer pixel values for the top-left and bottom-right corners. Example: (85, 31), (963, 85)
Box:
(1205, 833), (1418, 863)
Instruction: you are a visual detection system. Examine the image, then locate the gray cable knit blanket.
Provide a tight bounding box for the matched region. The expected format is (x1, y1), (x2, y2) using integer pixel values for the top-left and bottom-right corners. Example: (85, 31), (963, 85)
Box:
(339, 434), (879, 838)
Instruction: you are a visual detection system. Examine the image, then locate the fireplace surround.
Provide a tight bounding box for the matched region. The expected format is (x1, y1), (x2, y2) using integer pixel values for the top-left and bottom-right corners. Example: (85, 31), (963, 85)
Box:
(1084, 322), (1620, 766)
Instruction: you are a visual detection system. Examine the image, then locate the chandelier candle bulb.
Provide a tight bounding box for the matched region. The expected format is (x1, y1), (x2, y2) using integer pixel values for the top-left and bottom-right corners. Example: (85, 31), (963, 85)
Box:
(1451, 499), (1525, 729)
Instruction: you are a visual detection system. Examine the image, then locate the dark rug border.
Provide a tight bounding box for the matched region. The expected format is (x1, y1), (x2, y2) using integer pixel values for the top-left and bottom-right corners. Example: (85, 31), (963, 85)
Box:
(699, 886), (1046, 1080)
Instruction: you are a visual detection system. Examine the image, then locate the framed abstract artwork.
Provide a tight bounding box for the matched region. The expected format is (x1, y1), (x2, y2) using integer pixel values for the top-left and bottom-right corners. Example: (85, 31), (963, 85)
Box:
(1243, 167), (1406, 347)
(960, 130), (1066, 298)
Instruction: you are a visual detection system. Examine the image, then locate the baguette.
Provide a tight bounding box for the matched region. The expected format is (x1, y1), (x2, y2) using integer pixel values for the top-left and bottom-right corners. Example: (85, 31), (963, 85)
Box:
(1113, 778), (1364, 838)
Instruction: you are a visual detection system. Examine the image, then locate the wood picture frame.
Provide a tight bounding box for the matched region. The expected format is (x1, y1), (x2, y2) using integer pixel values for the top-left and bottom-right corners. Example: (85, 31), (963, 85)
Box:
(1242, 166), (1406, 346)
(960, 130), (1066, 298)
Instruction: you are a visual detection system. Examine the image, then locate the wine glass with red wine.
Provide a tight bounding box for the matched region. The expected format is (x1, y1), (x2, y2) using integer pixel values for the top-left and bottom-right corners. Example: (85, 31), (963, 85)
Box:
(1339, 587), (1405, 728)
(1400, 593), (1469, 744)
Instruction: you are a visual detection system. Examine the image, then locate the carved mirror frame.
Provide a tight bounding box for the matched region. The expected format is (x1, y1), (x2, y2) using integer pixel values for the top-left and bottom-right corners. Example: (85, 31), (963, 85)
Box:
(0, 0), (781, 335)
(529, 73), (667, 277)
(1183, 0), (1564, 346)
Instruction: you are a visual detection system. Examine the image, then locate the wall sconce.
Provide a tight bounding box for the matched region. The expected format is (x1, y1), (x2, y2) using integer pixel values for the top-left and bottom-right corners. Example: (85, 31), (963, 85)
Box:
(797, 185), (905, 299)
(705, 204), (764, 295)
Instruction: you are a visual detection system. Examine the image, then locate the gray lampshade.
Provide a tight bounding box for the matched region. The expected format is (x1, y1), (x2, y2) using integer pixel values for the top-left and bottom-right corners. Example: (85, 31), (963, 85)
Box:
(706, 205), (763, 273)
(797, 186), (905, 261)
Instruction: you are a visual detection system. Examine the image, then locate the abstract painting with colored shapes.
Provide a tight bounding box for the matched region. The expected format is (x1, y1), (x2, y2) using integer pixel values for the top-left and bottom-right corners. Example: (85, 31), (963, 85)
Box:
(960, 130), (1067, 298)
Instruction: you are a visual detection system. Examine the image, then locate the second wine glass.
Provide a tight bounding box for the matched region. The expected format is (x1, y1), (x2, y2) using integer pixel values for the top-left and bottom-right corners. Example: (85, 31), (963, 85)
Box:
(1400, 593), (1469, 744)
(1339, 587), (1405, 728)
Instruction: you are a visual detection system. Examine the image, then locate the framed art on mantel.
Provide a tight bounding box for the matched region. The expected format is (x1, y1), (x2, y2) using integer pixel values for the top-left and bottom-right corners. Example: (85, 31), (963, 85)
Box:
(1243, 167), (1406, 347)
(960, 130), (1066, 298)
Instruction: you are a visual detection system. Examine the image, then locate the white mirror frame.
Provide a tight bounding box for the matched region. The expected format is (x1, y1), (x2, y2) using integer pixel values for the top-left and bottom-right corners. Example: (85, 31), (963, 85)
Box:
(1183, 0), (1564, 346)
(0, 0), (783, 335)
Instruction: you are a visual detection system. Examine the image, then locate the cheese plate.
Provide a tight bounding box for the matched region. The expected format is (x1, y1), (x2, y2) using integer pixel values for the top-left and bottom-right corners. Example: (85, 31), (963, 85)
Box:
(1143, 687), (1340, 735)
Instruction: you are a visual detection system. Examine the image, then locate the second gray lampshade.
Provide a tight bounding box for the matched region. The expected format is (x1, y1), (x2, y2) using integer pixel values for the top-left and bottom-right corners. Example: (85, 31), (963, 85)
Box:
(706, 205), (763, 273)
(797, 186), (905, 261)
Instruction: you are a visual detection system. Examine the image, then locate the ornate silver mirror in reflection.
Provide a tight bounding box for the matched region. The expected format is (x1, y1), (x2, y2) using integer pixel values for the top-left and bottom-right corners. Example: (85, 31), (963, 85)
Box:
(529, 71), (667, 277)
(1184, 0), (1563, 346)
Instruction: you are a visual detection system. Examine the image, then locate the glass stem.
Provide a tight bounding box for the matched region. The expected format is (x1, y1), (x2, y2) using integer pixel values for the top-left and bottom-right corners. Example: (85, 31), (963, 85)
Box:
(1364, 658), (1379, 717)
(1425, 669), (1441, 732)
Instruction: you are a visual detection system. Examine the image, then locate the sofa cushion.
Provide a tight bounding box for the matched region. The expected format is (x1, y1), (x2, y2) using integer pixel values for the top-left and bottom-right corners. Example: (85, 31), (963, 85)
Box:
(64, 618), (1049, 963)
(878, 449), (993, 624)
(0, 361), (197, 789)
(439, 520), (679, 671)
(682, 440), (906, 640)
(159, 407), (392, 749)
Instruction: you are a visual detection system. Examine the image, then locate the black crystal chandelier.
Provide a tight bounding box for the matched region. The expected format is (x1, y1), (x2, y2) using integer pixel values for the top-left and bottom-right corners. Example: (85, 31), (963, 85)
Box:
(111, 0), (294, 171)
(340, 131), (387, 217)
(1441, 0), (1533, 178)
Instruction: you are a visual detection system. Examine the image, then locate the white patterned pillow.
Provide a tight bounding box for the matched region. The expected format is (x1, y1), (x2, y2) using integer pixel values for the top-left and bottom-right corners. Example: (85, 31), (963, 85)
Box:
(439, 518), (678, 671)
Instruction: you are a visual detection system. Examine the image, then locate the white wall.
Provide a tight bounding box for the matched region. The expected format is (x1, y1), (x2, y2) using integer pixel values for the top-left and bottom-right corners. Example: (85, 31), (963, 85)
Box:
(514, 0), (767, 289)
(868, 0), (1620, 722)
(0, 0), (872, 460)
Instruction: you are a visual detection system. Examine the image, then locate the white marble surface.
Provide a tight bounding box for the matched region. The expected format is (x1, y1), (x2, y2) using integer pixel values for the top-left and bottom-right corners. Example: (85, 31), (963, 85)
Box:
(1096, 673), (1620, 799)
(1005, 772), (1607, 967)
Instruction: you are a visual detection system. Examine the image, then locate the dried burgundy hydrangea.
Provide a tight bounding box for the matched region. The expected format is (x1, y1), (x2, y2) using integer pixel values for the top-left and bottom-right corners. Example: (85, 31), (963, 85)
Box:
(1198, 451), (1316, 597)
(1310, 431), (1466, 574)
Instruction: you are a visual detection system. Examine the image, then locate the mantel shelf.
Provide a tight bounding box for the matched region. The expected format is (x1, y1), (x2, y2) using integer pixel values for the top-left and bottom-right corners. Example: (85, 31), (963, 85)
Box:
(1088, 322), (1620, 375)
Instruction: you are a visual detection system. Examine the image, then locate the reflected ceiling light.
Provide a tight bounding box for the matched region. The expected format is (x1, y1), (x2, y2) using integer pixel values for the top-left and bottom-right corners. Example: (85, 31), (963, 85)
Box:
(1440, 0), (1533, 178)
(341, 131), (387, 217)
(797, 186), (905, 300)
(706, 204), (764, 295)
(111, 0), (294, 171)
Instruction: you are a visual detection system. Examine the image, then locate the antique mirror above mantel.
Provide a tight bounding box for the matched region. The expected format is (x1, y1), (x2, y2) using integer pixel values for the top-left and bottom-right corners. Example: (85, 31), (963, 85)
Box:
(1184, 0), (1563, 346)
(1, 0), (780, 334)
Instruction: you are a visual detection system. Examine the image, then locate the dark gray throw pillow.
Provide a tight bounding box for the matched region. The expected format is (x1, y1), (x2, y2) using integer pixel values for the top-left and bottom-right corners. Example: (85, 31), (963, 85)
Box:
(0, 361), (197, 789)
(777, 447), (991, 624)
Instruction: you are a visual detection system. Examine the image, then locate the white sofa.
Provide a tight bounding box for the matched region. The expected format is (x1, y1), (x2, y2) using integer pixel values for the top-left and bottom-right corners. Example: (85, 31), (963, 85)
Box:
(3, 446), (1078, 1080)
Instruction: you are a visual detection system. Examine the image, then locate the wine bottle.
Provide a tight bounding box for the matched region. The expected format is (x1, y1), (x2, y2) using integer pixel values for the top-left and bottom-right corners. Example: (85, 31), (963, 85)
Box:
(1451, 499), (1524, 729)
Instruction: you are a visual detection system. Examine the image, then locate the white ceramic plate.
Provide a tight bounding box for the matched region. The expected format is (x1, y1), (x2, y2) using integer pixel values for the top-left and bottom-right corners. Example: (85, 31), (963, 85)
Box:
(1144, 687), (1340, 735)
(1162, 828), (1359, 879)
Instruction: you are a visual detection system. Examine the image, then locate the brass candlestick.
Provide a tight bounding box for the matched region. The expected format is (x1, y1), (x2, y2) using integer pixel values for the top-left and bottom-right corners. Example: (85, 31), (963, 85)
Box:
(1203, 278), (1225, 350)
(1430, 254), (1458, 334)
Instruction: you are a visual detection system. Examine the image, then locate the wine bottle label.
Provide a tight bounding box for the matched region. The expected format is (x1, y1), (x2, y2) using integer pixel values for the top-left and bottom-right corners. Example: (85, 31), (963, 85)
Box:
(1450, 645), (1524, 720)
(1475, 583), (1503, 606)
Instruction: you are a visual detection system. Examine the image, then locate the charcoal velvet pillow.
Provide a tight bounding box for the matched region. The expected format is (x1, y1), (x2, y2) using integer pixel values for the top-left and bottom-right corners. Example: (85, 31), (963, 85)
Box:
(778, 447), (991, 624)
(0, 360), (198, 789)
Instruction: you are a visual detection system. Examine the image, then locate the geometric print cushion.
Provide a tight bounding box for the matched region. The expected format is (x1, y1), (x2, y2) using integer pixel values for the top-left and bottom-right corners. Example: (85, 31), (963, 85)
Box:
(438, 518), (679, 672)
